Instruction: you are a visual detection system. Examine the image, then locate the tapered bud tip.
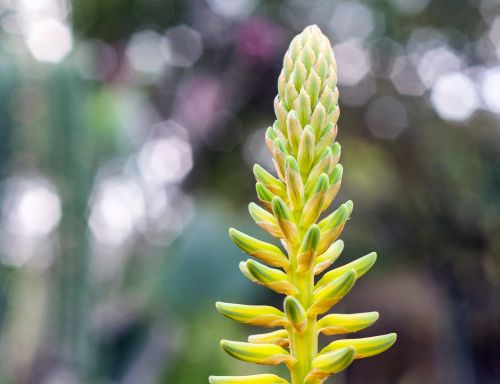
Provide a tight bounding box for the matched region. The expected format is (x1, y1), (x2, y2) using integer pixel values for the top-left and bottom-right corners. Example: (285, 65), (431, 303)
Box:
(284, 296), (306, 331)
(332, 142), (341, 155)
(344, 200), (353, 216)
(285, 155), (299, 171)
(271, 196), (287, 216)
(318, 173), (329, 190)
(304, 225), (321, 248)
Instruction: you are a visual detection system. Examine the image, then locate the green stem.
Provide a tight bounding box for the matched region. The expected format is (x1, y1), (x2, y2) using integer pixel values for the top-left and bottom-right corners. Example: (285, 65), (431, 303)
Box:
(289, 247), (317, 384)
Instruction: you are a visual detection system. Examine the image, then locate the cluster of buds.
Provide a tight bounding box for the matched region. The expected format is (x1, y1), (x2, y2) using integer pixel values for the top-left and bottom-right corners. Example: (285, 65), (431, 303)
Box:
(210, 25), (396, 384)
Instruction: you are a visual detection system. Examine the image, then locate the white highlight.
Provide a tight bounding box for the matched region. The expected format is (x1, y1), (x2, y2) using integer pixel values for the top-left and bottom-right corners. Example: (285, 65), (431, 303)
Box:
(431, 72), (479, 122)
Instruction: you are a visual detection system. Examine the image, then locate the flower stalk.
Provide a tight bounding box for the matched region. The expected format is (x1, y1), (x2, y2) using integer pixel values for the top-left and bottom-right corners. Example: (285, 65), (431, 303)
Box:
(210, 25), (396, 384)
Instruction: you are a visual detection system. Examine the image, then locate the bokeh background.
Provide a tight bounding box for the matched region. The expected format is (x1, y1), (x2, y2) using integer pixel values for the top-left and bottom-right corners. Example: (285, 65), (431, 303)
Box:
(0, 0), (499, 383)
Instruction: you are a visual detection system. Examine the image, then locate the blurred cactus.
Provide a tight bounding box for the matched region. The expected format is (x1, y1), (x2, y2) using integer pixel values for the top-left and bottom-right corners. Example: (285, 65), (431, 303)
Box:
(210, 26), (396, 384)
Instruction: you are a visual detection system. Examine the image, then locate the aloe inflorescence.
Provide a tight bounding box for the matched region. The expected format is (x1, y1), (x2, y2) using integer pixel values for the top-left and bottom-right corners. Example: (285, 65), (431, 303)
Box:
(210, 25), (396, 384)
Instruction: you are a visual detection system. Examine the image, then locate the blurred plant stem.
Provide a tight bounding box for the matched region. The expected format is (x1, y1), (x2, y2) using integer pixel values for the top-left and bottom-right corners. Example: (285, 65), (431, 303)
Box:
(47, 66), (92, 381)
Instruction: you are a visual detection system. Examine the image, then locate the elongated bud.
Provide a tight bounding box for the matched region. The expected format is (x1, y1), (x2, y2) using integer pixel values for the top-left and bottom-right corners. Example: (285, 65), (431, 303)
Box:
(286, 111), (302, 154)
(209, 374), (289, 384)
(297, 225), (320, 273)
(297, 125), (315, 174)
(220, 340), (294, 366)
(300, 174), (329, 228)
(292, 60), (308, 91)
(317, 201), (350, 253)
(256, 183), (275, 211)
(284, 296), (307, 334)
(271, 197), (299, 245)
(274, 97), (288, 136)
(309, 269), (357, 316)
(322, 164), (343, 210)
(246, 259), (297, 295)
(317, 312), (379, 335)
(315, 252), (377, 290)
(273, 138), (289, 181)
(305, 69), (321, 108)
(319, 333), (397, 359)
(229, 228), (289, 268)
(239, 261), (258, 283)
(305, 347), (355, 382)
(314, 123), (337, 155)
(215, 302), (287, 328)
(248, 202), (282, 238)
(285, 156), (304, 211)
(294, 89), (312, 127)
(254, 164), (287, 198)
(265, 127), (277, 153)
(330, 142), (341, 166)
(306, 148), (334, 196)
(310, 103), (326, 138)
(314, 239), (344, 275)
(248, 329), (289, 347)
(284, 81), (298, 110)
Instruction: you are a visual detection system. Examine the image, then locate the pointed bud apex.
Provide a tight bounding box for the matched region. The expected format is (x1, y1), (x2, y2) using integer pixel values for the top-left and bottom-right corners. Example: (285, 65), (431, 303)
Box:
(229, 228), (289, 268)
(286, 111), (302, 154)
(285, 156), (304, 211)
(315, 123), (337, 155)
(248, 202), (282, 238)
(284, 52), (294, 78)
(330, 142), (341, 166)
(317, 202), (350, 253)
(284, 296), (307, 334)
(297, 224), (320, 272)
(294, 89), (312, 127)
(300, 46), (316, 72)
(309, 269), (357, 316)
(314, 239), (344, 275)
(278, 71), (286, 100)
(312, 55), (328, 84)
(239, 261), (258, 283)
(305, 69), (321, 107)
(319, 333), (397, 359)
(215, 302), (287, 328)
(246, 259), (297, 295)
(310, 103), (326, 138)
(274, 97), (288, 136)
(285, 81), (298, 110)
(265, 127), (277, 154)
(292, 60), (308, 91)
(272, 138), (289, 181)
(306, 148), (334, 196)
(256, 182), (275, 211)
(297, 126), (315, 175)
(300, 174), (329, 228)
(315, 252), (377, 290)
(305, 347), (355, 381)
(317, 312), (379, 336)
(249, 329), (289, 348)
(210, 374), (289, 384)
(272, 197), (299, 245)
(254, 164), (287, 198)
(220, 340), (294, 366)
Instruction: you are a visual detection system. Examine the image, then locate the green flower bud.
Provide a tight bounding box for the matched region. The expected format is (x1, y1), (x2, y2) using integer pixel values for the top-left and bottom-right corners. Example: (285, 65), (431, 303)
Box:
(272, 197), (299, 245)
(229, 228), (289, 268)
(297, 224), (321, 273)
(284, 296), (307, 334)
(315, 252), (377, 290)
(285, 156), (304, 211)
(317, 312), (379, 336)
(309, 269), (357, 316)
(319, 333), (397, 359)
(248, 329), (289, 348)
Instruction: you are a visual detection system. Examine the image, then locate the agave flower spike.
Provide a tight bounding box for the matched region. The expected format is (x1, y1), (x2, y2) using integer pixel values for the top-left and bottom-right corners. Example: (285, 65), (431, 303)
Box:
(210, 25), (396, 384)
